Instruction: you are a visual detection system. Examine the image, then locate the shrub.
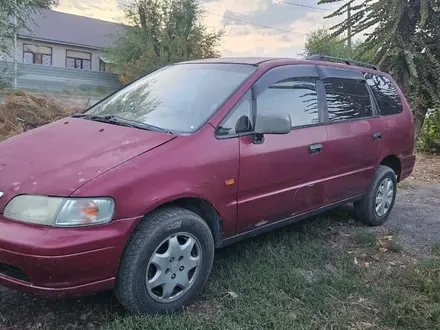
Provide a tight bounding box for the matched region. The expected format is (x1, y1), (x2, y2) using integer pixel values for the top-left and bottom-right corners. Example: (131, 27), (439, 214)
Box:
(417, 109), (440, 154)
(0, 67), (14, 89)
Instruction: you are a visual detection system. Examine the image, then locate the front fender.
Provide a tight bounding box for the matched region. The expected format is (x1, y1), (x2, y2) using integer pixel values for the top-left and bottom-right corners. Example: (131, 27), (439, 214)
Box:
(71, 126), (240, 237)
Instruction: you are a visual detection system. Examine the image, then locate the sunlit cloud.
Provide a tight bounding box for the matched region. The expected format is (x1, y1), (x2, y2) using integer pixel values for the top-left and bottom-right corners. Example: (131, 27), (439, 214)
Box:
(57, 0), (343, 56)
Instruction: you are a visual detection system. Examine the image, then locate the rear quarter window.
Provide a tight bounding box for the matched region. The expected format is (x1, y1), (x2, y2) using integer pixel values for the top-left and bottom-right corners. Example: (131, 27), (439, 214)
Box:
(365, 73), (403, 116)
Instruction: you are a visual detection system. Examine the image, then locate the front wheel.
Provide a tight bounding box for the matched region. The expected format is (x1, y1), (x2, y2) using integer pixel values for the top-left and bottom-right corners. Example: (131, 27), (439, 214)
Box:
(115, 207), (214, 314)
(354, 165), (397, 226)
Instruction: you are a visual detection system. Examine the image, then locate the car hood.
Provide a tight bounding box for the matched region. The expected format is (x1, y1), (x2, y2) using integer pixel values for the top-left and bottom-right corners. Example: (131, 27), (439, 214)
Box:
(0, 118), (175, 210)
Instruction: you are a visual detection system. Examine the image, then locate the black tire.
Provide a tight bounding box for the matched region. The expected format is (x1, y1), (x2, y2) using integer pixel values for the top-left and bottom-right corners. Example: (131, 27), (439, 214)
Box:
(354, 165), (397, 226)
(115, 207), (214, 315)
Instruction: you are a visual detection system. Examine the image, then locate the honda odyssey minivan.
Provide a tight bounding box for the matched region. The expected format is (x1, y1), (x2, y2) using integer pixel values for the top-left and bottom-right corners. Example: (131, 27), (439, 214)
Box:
(0, 56), (415, 314)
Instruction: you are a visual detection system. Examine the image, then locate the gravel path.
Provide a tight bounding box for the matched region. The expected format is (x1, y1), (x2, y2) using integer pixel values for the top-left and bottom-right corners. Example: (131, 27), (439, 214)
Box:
(383, 184), (440, 257)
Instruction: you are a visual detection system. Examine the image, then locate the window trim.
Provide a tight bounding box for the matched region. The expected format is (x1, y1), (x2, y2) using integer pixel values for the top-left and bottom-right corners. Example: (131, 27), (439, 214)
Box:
(22, 43), (53, 66)
(316, 79), (329, 123)
(317, 66), (364, 80)
(365, 81), (380, 117)
(252, 65), (320, 98)
(65, 49), (92, 70)
(323, 114), (379, 126)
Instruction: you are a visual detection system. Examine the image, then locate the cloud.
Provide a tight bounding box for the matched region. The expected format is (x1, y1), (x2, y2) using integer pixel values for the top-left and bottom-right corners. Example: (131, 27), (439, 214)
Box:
(278, 35), (293, 43)
(70, 1), (87, 10)
(58, 0), (122, 21)
(58, 0), (345, 57)
(220, 0), (317, 29)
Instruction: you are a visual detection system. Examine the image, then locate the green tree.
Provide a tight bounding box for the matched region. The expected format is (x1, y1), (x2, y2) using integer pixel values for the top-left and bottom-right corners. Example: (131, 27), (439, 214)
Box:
(318, 0), (440, 136)
(303, 28), (349, 58)
(0, 0), (58, 58)
(108, 0), (223, 84)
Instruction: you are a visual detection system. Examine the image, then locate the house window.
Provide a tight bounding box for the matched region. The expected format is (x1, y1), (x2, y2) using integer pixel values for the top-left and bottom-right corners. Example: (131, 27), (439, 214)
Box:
(99, 56), (114, 72)
(99, 58), (108, 72)
(23, 44), (52, 65)
(66, 50), (92, 70)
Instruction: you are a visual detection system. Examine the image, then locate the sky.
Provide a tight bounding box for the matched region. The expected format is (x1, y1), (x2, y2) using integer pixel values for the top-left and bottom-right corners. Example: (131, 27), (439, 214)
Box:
(56, 0), (344, 57)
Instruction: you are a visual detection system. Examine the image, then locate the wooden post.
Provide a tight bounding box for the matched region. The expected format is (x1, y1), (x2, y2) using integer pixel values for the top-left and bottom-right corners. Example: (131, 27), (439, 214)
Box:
(13, 0), (17, 88)
(347, 2), (352, 58)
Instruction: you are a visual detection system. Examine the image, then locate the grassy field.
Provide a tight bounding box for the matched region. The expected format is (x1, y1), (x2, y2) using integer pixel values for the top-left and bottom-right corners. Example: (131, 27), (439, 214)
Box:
(2, 204), (440, 330)
(99, 211), (440, 330)
(1, 156), (439, 330)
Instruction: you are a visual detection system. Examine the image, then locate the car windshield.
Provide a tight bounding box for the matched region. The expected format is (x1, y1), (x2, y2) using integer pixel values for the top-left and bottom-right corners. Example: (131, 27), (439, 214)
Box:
(85, 63), (256, 133)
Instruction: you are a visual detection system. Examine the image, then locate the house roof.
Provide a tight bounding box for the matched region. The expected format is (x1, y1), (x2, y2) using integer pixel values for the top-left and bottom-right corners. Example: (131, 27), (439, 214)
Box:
(19, 10), (126, 49)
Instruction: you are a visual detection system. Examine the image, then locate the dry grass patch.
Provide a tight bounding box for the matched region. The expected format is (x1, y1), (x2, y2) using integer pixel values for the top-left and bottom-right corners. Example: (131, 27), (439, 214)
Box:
(0, 90), (76, 139)
(411, 153), (440, 184)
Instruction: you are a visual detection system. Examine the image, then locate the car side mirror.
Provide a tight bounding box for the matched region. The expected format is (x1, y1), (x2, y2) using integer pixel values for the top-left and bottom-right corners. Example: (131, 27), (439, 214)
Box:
(255, 112), (292, 135)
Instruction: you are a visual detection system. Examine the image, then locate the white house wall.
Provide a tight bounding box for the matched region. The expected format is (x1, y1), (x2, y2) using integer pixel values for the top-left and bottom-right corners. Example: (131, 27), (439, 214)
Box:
(6, 38), (106, 72)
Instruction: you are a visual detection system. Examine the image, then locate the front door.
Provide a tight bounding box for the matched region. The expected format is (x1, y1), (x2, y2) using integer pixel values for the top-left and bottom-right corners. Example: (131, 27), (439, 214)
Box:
(235, 65), (328, 234)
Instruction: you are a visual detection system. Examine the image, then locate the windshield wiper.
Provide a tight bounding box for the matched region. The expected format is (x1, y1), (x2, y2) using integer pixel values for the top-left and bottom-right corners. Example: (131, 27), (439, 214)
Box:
(104, 115), (173, 134)
(72, 114), (135, 128)
(72, 114), (173, 134)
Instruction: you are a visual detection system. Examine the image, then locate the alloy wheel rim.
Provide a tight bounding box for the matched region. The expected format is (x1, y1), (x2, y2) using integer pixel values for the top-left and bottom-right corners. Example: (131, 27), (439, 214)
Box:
(145, 232), (202, 303)
(375, 178), (394, 217)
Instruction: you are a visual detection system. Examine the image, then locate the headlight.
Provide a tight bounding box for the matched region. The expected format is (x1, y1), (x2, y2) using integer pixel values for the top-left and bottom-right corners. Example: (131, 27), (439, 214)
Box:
(4, 195), (115, 227)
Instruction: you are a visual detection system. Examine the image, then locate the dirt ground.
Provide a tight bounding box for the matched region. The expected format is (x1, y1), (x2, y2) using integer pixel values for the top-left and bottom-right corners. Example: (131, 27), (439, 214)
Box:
(409, 153), (440, 184)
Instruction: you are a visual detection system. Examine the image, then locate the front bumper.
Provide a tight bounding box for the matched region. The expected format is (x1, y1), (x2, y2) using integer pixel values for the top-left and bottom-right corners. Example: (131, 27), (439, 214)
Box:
(0, 215), (140, 297)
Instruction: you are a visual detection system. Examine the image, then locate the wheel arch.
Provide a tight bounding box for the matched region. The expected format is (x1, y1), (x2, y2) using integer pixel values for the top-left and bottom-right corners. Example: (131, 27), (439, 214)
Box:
(135, 197), (225, 248)
(380, 155), (402, 181)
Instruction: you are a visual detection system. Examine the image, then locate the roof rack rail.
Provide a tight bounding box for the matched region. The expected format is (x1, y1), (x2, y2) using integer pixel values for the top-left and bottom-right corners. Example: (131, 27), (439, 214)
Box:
(307, 54), (378, 71)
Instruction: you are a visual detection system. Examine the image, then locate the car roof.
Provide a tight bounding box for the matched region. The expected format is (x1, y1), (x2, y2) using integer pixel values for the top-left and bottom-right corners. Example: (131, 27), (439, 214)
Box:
(179, 57), (293, 65)
(178, 57), (384, 75)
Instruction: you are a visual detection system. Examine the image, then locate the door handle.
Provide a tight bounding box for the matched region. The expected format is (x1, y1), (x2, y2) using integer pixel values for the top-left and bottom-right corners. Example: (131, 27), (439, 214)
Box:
(309, 143), (323, 155)
(373, 132), (382, 141)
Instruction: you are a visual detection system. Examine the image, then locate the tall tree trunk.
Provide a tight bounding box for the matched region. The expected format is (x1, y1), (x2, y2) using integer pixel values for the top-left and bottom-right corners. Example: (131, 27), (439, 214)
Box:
(397, 67), (409, 95)
(414, 104), (427, 138)
(138, 6), (147, 28)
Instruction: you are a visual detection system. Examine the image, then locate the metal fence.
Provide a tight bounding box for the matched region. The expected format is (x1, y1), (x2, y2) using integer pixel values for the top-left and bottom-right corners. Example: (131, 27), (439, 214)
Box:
(0, 61), (122, 93)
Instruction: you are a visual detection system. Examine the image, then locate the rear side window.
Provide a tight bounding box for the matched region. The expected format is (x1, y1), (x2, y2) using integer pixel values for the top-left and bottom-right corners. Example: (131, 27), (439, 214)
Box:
(323, 78), (373, 122)
(257, 78), (319, 127)
(365, 73), (403, 115)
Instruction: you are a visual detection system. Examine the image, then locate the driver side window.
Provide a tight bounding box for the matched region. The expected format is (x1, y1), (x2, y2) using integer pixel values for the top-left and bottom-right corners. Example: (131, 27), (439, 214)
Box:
(216, 91), (253, 137)
(257, 77), (319, 128)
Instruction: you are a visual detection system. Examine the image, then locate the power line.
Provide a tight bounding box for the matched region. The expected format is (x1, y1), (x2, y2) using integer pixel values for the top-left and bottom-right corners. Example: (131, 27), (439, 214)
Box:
(203, 10), (307, 36)
(278, 0), (332, 12)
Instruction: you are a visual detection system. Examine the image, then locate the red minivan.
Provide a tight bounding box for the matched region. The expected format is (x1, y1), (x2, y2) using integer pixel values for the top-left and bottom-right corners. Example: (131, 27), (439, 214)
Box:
(0, 56), (415, 314)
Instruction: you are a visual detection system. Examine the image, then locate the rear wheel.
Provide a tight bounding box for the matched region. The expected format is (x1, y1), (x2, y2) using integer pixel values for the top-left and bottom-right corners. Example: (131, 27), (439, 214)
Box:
(354, 165), (397, 226)
(115, 207), (214, 314)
